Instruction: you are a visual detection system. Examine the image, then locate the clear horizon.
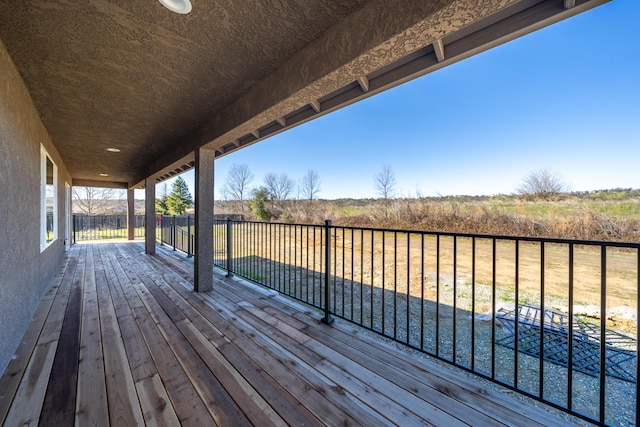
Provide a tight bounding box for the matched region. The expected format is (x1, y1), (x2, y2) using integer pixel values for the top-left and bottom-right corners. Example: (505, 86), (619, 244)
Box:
(145, 0), (639, 202)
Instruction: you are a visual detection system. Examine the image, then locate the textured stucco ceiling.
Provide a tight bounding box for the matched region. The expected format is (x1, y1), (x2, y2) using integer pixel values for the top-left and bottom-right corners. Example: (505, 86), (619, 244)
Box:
(0, 0), (608, 188)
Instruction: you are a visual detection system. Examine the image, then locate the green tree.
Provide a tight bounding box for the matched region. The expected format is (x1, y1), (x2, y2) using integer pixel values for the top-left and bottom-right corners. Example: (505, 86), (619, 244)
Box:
(166, 177), (193, 215)
(251, 187), (272, 220)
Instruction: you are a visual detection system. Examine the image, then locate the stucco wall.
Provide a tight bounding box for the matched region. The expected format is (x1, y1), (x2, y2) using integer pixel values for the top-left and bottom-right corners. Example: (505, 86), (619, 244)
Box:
(0, 40), (71, 376)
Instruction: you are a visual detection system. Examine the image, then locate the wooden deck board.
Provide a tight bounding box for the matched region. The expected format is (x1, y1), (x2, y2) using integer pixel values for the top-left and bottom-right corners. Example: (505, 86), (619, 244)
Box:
(134, 250), (380, 426)
(250, 292), (542, 426)
(0, 252), (69, 424)
(0, 241), (580, 426)
(94, 246), (146, 426)
(3, 246), (81, 426)
(75, 245), (109, 427)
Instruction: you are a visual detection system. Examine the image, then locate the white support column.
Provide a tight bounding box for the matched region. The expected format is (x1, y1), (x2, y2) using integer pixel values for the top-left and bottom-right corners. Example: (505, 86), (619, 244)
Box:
(194, 147), (215, 292)
(145, 177), (156, 254)
(127, 188), (135, 241)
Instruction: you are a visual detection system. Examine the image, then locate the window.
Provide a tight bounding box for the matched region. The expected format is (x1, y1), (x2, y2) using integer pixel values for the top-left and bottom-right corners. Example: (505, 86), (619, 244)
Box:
(41, 146), (57, 250)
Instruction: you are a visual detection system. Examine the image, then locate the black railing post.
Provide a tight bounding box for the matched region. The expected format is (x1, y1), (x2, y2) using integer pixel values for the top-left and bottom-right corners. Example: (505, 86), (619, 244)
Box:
(321, 219), (334, 325)
(172, 215), (177, 251)
(187, 215), (192, 257)
(73, 214), (76, 244)
(226, 217), (233, 277)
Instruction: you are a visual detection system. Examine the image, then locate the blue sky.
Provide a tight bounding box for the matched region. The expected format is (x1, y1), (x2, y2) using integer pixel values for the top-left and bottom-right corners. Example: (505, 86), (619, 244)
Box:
(163, 0), (639, 200)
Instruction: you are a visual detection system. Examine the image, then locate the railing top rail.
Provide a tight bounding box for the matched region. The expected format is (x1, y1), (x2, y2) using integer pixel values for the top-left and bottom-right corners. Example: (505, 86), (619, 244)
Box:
(216, 218), (640, 249)
(215, 218), (323, 228)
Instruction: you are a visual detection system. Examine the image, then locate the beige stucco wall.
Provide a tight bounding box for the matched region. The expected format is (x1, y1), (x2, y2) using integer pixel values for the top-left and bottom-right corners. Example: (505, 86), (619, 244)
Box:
(0, 39), (71, 376)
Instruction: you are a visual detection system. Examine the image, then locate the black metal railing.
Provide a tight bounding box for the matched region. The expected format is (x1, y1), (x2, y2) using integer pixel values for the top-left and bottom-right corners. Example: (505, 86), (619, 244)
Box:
(208, 218), (639, 427)
(156, 214), (245, 257)
(73, 214), (145, 241)
(157, 215), (195, 257)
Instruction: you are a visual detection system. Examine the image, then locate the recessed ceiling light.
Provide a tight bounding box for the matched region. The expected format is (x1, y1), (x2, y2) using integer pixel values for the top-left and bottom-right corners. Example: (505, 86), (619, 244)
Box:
(158, 0), (192, 14)
(99, 173), (109, 177)
(106, 148), (120, 152)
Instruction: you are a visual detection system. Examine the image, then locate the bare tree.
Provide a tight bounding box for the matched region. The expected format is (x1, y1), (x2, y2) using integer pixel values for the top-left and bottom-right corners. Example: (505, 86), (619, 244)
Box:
(516, 168), (569, 200)
(263, 173), (296, 201)
(222, 164), (254, 212)
(374, 165), (397, 200)
(263, 173), (277, 198)
(263, 173), (296, 218)
(298, 169), (321, 220)
(300, 169), (321, 201)
(73, 186), (121, 215)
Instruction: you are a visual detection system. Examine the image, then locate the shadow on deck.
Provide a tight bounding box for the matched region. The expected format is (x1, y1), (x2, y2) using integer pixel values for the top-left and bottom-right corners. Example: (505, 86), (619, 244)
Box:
(0, 241), (578, 426)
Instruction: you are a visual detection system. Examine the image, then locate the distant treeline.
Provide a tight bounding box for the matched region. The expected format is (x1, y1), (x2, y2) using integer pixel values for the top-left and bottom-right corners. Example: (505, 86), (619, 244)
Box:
(215, 189), (640, 242)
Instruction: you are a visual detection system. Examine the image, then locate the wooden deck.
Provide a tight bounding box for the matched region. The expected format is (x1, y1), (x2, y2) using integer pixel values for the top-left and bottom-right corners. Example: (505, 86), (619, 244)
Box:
(0, 241), (576, 426)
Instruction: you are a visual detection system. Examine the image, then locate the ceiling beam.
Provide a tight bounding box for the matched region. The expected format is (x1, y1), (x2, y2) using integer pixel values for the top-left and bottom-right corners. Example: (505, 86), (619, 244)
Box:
(357, 76), (370, 92)
(433, 39), (445, 62)
(72, 179), (128, 189)
(251, 130), (260, 140)
(564, 0), (576, 9)
(309, 99), (321, 113)
(276, 117), (286, 127)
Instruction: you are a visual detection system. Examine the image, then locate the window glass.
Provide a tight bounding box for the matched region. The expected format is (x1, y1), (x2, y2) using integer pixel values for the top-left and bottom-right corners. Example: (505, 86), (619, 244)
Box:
(45, 156), (55, 243)
(41, 147), (57, 250)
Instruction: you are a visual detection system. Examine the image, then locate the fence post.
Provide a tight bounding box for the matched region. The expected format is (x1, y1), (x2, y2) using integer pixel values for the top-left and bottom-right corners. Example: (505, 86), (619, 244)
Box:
(187, 215), (192, 257)
(172, 215), (177, 251)
(73, 214), (76, 244)
(226, 217), (233, 277)
(321, 219), (334, 325)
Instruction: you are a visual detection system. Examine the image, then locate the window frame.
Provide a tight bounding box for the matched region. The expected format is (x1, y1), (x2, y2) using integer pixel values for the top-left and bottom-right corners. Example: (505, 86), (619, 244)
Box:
(41, 145), (58, 251)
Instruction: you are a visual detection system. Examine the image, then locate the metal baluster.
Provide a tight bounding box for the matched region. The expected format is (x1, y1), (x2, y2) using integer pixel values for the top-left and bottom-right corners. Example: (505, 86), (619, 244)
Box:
(226, 217), (233, 277)
(322, 220), (333, 324)
(471, 237), (476, 370)
(420, 233), (425, 350)
(539, 242), (545, 397)
(453, 236), (457, 362)
(514, 240), (520, 388)
(172, 215), (176, 251)
(436, 234), (440, 357)
(406, 232), (410, 345)
(599, 245), (606, 425)
(567, 243), (573, 410)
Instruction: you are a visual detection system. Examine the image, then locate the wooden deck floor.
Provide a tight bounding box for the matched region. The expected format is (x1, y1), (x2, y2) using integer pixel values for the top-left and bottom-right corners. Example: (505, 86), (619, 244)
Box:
(0, 241), (576, 426)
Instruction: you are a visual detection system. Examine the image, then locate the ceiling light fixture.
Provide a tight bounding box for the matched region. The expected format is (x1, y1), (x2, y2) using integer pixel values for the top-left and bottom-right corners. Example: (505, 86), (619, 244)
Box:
(106, 148), (120, 152)
(99, 173), (109, 177)
(158, 0), (192, 14)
